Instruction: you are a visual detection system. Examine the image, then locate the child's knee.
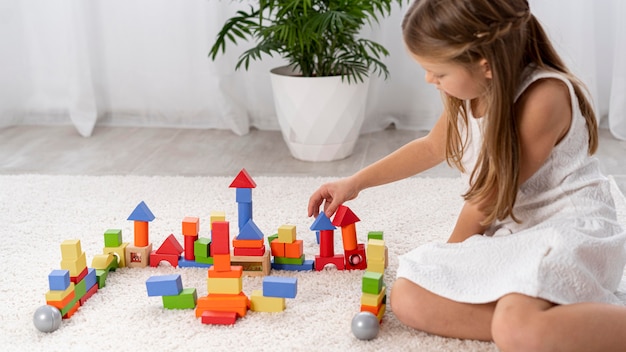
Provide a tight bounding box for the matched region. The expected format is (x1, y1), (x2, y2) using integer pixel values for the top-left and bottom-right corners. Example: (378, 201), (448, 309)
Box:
(389, 278), (433, 330)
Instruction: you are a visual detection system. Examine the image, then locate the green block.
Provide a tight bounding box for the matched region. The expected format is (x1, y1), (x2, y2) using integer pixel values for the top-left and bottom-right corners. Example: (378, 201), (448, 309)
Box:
(104, 229), (123, 247)
(96, 269), (108, 288)
(273, 254), (305, 265)
(367, 231), (384, 241)
(59, 296), (79, 316)
(162, 288), (197, 309)
(74, 278), (87, 301)
(194, 255), (214, 264)
(362, 271), (383, 294)
(267, 233), (278, 246)
(194, 238), (211, 258)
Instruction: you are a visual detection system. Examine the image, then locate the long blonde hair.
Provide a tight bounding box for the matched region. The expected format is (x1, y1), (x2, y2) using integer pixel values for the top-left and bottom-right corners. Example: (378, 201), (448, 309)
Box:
(402, 0), (598, 224)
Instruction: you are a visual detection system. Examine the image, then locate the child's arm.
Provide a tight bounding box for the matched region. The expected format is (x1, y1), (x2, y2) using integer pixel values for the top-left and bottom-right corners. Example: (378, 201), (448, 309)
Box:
(447, 78), (572, 243)
(308, 112), (448, 218)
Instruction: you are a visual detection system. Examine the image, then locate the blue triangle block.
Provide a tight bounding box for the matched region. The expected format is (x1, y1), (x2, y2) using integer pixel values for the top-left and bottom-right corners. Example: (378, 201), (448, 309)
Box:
(237, 219), (264, 240)
(127, 201), (155, 222)
(309, 212), (336, 231)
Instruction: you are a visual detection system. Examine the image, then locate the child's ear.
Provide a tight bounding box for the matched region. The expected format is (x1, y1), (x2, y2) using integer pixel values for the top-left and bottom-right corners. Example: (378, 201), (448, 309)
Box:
(480, 58), (492, 79)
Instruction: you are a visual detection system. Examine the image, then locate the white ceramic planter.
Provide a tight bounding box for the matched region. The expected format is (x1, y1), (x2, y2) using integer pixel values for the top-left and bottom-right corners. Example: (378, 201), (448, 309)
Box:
(270, 66), (370, 162)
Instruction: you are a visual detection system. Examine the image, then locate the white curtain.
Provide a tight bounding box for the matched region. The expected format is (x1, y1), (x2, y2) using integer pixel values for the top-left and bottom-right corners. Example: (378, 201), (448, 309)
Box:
(1, 0), (624, 140)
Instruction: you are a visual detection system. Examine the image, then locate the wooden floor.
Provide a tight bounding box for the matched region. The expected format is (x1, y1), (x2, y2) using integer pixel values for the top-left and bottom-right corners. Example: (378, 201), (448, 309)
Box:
(1, 124), (625, 193)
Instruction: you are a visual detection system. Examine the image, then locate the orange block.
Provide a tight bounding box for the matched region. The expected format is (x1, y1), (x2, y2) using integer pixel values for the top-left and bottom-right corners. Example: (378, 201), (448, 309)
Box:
(182, 217), (200, 236)
(63, 301), (80, 319)
(208, 266), (243, 278)
(360, 303), (382, 316)
(341, 223), (357, 251)
(270, 239), (285, 257)
(232, 239), (264, 248)
(46, 290), (76, 310)
(212, 253), (231, 272)
(195, 293), (249, 318)
(134, 221), (149, 247)
(284, 239), (303, 259)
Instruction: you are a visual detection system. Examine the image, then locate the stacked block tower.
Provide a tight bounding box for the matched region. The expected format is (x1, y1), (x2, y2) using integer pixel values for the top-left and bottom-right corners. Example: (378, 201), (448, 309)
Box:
(333, 205), (367, 270)
(269, 224), (314, 271)
(250, 276), (298, 312)
(229, 168), (271, 276)
(45, 240), (98, 319)
(91, 229), (123, 287)
(126, 201), (155, 268)
(150, 234), (184, 268)
(195, 220), (250, 325)
(310, 212), (345, 270)
(146, 274), (198, 309)
(359, 232), (388, 322)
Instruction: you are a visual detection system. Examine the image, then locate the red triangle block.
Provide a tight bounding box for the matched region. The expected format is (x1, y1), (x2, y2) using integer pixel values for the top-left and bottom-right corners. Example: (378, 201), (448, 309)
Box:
(156, 234), (184, 255)
(229, 168), (257, 188)
(332, 205), (360, 226)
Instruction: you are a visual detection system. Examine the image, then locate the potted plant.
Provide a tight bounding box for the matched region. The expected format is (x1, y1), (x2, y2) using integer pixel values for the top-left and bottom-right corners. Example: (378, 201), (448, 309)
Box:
(209, 0), (403, 161)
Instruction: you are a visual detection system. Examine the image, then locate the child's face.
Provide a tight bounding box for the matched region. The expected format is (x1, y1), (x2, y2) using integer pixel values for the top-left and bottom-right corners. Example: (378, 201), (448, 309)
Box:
(412, 54), (491, 101)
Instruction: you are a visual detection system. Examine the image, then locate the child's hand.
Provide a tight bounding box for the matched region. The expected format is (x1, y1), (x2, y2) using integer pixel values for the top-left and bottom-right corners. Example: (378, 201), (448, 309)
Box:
(307, 177), (360, 218)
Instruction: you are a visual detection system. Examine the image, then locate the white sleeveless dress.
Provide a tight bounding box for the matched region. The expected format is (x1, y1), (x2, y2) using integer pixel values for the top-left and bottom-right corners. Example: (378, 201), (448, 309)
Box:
(396, 68), (626, 305)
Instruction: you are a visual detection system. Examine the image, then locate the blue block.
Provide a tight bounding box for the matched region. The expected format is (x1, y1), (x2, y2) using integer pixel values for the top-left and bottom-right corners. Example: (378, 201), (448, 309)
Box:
(146, 274), (183, 297)
(237, 219), (264, 240)
(263, 276), (298, 299)
(236, 188), (252, 203)
(238, 202), (252, 230)
(271, 260), (315, 272)
(84, 268), (97, 290)
(310, 212), (335, 231)
(178, 257), (213, 268)
(48, 269), (70, 291)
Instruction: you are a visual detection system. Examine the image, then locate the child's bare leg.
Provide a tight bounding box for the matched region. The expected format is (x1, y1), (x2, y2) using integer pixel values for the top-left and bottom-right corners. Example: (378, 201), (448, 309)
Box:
(390, 278), (496, 340)
(492, 293), (626, 352)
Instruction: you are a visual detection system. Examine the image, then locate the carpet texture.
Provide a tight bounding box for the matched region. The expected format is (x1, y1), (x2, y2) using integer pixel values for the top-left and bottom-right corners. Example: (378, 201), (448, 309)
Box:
(2, 175), (625, 351)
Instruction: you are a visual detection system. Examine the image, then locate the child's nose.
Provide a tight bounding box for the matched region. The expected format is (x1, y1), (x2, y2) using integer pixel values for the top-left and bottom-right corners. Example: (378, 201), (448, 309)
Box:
(425, 71), (437, 85)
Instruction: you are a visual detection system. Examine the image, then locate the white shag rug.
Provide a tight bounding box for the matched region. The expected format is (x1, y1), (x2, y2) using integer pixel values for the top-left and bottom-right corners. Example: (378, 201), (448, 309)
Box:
(2, 174), (626, 352)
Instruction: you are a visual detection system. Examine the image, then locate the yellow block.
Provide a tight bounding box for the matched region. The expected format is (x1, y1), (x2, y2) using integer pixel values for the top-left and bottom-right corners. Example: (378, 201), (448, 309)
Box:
(91, 253), (116, 270)
(366, 258), (385, 274)
(210, 211), (226, 230)
(277, 224), (296, 243)
(45, 283), (75, 301)
(366, 239), (385, 259)
(250, 290), (286, 312)
(207, 277), (242, 295)
(104, 242), (129, 268)
(60, 239), (82, 260)
(60, 252), (87, 276)
(361, 286), (386, 307)
(377, 304), (386, 322)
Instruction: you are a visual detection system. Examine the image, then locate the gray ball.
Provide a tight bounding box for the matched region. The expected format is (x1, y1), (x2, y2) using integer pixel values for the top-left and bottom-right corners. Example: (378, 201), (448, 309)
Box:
(33, 305), (62, 333)
(351, 311), (380, 340)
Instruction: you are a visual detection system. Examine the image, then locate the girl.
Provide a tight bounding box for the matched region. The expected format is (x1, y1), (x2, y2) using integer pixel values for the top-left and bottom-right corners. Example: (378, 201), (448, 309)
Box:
(307, 0), (626, 350)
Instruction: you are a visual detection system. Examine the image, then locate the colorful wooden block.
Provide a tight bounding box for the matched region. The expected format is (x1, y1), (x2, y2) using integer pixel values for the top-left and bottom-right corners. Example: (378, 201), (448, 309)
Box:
(103, 242), (129, 268)
(233, 246), (266, 256)
(149, 251), (179, 268)
(146, 274), (183, 297)
(70, 266), (89, 284)
(237, 203), (252, 230)
(229, 168), (257, 188)
(125, 243), (152, 268)
(250, 290), (286, 312)
(284, 239), (303, 259)
(45, 283), (75, 302)
(182, 217), (200, 236)
(211, 221), (230, 255)
(270, 238), (285, 257)
(314, 254), (345, 271)
(273, 255), (305, 265)
(362, 271), (384, 294)
(60, 239), (82, 260)
(60, 252), (87, 276)
(91, 253), (117, 271)
(361, 286), (386, 307)
(212, 253), (231, 272)
(201, 310), (238, 325)
(134, 221), (149, 247)
(232, 239), (264, 248)
(236, 187), (252, 203)
(207, 277), (242, 295)
(231, 251), (271, 276)
(156, 234), (184, 255)
(194, 238), (211, 258)
(127, 201), (155, 222)
(104, 229), (123, 248)
(344, 244), (367, 270)
(277, 224), (296, 243)
(270, 259), (315, 271)
(367, 231), (384, 240)
(207, 266), (243, 278)
(162, 288), (197, 309)
(196, 293), (249, 318)
(262, 276), (297, 298)
(184, 234), (198, 261)
(210, 211), (226, 230)
(48, 269), (70, 291)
